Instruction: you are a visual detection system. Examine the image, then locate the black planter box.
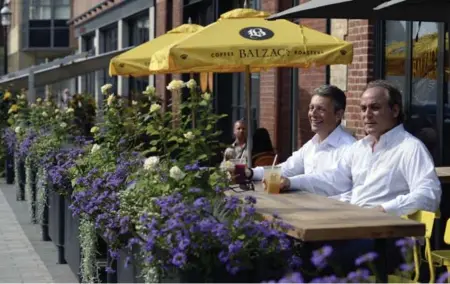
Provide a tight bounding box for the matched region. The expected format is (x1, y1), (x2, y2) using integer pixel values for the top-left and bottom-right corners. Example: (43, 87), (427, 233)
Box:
(40, 184), (50, 242)
(28, 168), (37, 224)
(48, 188), (65, 263)
(16, 160), (25, 201)
(5, 152), (14, 184)
(117, 246), (144, 283)
(64, 196), (81, 282)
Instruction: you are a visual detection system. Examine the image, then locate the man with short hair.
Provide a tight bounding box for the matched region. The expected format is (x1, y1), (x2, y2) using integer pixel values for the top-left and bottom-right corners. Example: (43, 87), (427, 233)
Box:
(286, 80), (441, 216)
(249, 84), (356, 202)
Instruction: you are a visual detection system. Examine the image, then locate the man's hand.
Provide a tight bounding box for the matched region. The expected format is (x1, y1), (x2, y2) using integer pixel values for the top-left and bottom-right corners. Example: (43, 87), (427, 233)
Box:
(263, 176), (290, 192)
(374, 205), (386, 213)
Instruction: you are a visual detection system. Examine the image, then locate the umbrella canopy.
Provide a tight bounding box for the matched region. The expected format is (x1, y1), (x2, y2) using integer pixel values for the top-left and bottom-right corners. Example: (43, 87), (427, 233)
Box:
(109, 23), (203, 77)
(267, 0), (450, 22)
(148, 8), (353, 74)
(148, 8), (353, 168)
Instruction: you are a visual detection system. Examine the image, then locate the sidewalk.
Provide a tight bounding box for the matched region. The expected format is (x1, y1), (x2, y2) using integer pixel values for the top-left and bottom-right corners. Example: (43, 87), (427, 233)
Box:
(0, 180), (78, 283)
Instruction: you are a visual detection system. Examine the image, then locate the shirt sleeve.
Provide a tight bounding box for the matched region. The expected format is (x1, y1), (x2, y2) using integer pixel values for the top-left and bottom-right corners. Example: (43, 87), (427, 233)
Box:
(287, 148), (353, 197)
(280, 147), (306, 177)
(252, 146), (307, 181)
(381, 141), (442, 216)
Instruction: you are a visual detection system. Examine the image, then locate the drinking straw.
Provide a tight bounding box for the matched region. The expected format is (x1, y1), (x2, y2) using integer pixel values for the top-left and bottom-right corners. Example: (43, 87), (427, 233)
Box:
(271, 154), (278, 169)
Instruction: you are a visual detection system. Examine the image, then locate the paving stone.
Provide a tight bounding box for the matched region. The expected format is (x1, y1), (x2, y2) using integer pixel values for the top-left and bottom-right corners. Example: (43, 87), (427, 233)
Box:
(0, 180), (78, 283)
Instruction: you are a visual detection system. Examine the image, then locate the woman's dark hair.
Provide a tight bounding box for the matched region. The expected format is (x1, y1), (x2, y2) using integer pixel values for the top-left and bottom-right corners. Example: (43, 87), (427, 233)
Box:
(252, 128), (274, 156)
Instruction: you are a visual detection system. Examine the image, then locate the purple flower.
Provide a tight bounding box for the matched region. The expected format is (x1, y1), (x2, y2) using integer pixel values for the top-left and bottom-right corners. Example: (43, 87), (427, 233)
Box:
(438, 272), (450, 283)
(311, 245), (333, 270)
(288, 255), (302, 269)
(244, 195), (257, 204)
(278, 272), (304, 283)
(188, 187), (202, 193)
(399, 263), (415, 272)
(354, 251), (378, 266)
(105, 267), (116, 274)
(346, 268), (370, 282)
(310, 275), (341, 283)
(228, 240), (244, 255)
(171, 252), (187, 268)
(184, 162), (200, 171)
(2, 128), (16, 155)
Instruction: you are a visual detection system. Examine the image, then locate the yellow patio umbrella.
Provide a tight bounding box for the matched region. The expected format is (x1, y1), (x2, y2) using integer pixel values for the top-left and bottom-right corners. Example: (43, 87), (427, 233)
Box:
(108, 22), (203, 77)
(149, 8), (353, 167)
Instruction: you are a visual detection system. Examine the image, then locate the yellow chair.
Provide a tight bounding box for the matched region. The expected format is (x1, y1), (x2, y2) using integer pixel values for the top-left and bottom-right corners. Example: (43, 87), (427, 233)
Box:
(431, 218), (450, 283)
(369, 210), (435, 283)
(406, 210), (436, 283)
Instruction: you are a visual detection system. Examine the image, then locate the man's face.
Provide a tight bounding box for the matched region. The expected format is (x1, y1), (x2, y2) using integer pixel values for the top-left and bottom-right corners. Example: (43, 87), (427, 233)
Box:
(360, 87), (399, 138)
(308, 95), (343, 135)
(234, 121), (246, 141)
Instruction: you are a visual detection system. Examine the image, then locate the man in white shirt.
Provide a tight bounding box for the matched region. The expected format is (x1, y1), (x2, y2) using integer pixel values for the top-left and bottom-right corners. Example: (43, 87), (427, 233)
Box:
(285, 80), (441, 216)
(248, 84), (356, 201)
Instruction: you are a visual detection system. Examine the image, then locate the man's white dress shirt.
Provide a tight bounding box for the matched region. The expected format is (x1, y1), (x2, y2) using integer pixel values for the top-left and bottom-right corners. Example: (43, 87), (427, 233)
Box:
(288, 124), (442, 216)
(253, 126), (356, 201)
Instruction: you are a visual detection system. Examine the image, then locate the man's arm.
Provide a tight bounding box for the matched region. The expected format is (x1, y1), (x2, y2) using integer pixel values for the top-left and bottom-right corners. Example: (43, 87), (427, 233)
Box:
(287, 150), (353, 197)
(251, 147), (306, 181)
(381, 141), (442, 216)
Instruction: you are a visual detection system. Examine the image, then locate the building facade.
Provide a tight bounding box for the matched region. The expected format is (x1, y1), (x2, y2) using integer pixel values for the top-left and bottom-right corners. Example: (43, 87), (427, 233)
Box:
(7, 0), (73, 72)
(69, 0), (450, 167)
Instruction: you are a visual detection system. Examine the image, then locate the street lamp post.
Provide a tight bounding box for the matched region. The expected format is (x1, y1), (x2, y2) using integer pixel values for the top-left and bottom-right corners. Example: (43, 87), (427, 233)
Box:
(1, 0), (11, 75)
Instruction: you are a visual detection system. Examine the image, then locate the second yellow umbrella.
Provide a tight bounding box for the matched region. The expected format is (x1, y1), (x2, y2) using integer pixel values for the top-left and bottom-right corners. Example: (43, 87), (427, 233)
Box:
(109, 23), (203, 77)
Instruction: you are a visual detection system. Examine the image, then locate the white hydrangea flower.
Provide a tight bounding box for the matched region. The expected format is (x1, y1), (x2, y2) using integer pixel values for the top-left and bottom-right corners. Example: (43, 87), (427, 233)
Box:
(150, 103), (161, 113)
(169, 166), (186, 181)
(90, 126), (99, 134)
(60, 122), (67, 128)
(55, 109), (60, 114)
(107, 94), (115, 106)
(166, 80), (186, 91)
(132, 100), (138, 106)
(91, 144), (101, 153)
(183, 131), (195, 140)
(66, 108), (74, 113)
(42, 112), (48, 117)
(14, 126), (21, 134)
(186, 79), (197, 89)
(36, 98), (42, 103)
(101, 83), (113, 95)
(201, 92), (211, 101)
(144, 156), (159, 171)
(30, 103), (37, 108)
(143, 85), (156, 95)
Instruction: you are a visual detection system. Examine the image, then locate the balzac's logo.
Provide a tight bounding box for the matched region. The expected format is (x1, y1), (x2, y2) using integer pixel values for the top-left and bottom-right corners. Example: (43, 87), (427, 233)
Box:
(239, 27), (274, 40)
(210, 48), (324, 58)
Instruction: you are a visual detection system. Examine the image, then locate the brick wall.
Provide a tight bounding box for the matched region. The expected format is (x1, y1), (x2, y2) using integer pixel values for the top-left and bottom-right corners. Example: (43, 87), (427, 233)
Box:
(346, 20), (375, 138)
(259, 0), (280, 153)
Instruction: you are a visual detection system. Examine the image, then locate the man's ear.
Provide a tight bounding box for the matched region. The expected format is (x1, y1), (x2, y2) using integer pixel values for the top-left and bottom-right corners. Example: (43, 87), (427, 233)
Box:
(335, 109), (345, 123)
(392, 104), (400, 119)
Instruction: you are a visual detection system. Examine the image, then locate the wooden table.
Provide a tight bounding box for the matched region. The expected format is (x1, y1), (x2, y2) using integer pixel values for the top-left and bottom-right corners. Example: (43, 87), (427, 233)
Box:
(227, 184), (425, 282)
(436, 167), (450, 184)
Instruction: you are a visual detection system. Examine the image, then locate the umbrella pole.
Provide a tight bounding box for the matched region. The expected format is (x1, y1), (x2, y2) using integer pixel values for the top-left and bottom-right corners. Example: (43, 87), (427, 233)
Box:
(245, 65), (253, 168)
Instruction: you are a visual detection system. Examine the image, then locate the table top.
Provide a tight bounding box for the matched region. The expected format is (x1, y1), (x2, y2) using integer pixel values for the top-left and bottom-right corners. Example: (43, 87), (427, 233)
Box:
(436, 167), (450, 184)
(227, 184), (425, 242)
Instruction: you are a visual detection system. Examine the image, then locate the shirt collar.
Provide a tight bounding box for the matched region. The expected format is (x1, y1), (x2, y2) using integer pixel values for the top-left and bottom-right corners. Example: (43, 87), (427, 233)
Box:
(363, 124), (405, 148)
(311, 125), (346, 148)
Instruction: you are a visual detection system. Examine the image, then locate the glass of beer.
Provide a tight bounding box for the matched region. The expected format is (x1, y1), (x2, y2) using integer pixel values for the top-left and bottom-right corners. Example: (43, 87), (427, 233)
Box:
(230, 159), (247, 184)
(263, 166), (282, 194)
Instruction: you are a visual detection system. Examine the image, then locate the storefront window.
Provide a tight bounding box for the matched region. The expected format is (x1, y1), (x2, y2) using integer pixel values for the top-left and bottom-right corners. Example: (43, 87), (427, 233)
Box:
(410, 22), (438, 160)
(128, 14), (150, 95)
(383, 21), (441, 162)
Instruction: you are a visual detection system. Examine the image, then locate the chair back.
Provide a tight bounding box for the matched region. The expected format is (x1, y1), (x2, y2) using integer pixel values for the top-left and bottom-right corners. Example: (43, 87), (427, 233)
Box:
(253, 152), (276, 167)
(443, 219), (450, 245)
(407, 210), (435, 239)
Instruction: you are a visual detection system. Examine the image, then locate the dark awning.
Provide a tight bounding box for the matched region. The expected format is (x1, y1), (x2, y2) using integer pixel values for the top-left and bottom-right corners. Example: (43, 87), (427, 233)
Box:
(268, 0), (450, 22)
(0, 48), (132, 91)
(267, 0), (384, 20)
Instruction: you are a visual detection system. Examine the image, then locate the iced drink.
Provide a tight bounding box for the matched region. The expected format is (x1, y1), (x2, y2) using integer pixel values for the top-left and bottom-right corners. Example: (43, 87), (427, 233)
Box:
(230, 159), (247, 184)
(263, 166), (282, 194)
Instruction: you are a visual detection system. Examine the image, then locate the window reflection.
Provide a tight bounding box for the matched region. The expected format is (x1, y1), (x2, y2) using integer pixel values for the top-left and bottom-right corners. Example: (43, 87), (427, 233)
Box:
(384, 20), (407, 99)
(384, 21), (439, 161)
(409, 22), (438, 160)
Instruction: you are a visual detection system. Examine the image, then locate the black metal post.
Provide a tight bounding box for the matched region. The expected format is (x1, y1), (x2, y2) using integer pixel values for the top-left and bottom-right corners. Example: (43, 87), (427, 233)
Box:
(3, 26), (7, 75)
